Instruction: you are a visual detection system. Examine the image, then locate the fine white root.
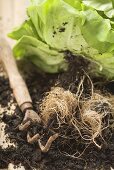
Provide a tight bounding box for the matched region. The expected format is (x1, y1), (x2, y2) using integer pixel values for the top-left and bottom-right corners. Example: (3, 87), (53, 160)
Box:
(82, 93), (111, 148)
(40, 87), (78, 124)
(82, 110), (102, 148)
(40, 86), (111, 149)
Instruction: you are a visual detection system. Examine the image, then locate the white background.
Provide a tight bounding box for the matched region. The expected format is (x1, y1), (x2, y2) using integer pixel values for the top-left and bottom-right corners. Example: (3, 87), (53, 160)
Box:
(0, 0), (29, 45)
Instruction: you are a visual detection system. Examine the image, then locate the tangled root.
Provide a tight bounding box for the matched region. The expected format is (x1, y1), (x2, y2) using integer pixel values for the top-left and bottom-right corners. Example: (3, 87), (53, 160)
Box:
(82, 110), (102, 147)
(40, 87), (111, 148)
(82, 93), (111, 148)
(40, 87), (78, 124)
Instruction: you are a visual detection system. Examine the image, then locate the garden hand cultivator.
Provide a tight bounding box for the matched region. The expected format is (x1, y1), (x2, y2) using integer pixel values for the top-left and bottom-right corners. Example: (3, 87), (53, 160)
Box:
(0, 37), (58, 152)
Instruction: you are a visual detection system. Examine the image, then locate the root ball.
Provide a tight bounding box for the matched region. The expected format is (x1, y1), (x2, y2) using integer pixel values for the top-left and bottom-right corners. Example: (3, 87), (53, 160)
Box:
(82, 93), (111, 147)
(40, 87), (78, 124)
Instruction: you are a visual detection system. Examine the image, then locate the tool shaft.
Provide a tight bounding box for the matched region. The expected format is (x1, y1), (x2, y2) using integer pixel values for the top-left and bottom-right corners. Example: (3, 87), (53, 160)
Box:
(0, 37), (32, 110)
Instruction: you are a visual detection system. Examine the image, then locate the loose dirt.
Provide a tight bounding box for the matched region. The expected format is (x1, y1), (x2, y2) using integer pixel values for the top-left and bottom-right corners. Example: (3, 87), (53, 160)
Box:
(0, 53), (114, 170)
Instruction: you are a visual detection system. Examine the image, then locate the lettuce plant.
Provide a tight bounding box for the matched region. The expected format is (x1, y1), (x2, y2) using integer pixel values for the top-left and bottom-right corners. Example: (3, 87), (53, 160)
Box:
(9, 0), (114, 78)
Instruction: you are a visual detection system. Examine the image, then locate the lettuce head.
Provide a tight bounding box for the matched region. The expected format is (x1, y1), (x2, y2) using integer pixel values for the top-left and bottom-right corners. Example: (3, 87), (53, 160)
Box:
(8, 0), (114, 79)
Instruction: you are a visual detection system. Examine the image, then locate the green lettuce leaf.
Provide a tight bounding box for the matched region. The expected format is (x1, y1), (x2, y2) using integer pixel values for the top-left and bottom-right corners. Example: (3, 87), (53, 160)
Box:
(8, 20), (40, 40)
(82, 0), (114, 18)
(13, 35), (68, 73)
(8, 0), (114, 79)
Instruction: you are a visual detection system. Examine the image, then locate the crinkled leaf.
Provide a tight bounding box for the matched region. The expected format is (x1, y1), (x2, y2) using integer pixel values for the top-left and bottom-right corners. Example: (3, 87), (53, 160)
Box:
(83, 0), (114, 18)
(9, 0), (114, 78)
(13, 35), (68, 73)
(8, 19), (40, 40)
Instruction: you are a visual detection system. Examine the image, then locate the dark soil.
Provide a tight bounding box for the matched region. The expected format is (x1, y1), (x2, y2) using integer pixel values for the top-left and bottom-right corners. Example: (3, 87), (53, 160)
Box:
(0, 54), (114, 170)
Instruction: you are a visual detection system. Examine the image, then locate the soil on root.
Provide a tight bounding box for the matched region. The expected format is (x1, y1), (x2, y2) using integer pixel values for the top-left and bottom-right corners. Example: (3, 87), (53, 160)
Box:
(0, 54), (114, 170)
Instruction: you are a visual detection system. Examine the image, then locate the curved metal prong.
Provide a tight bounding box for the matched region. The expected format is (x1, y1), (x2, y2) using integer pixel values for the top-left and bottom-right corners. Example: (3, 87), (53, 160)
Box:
(38, 133), (59, 153)
(27, 132), (40, 144)
(19, 120), (31, 131)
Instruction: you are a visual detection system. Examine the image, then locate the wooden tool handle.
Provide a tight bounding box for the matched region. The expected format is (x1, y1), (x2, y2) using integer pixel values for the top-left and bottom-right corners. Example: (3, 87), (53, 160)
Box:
(0, 37), (32, 109)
